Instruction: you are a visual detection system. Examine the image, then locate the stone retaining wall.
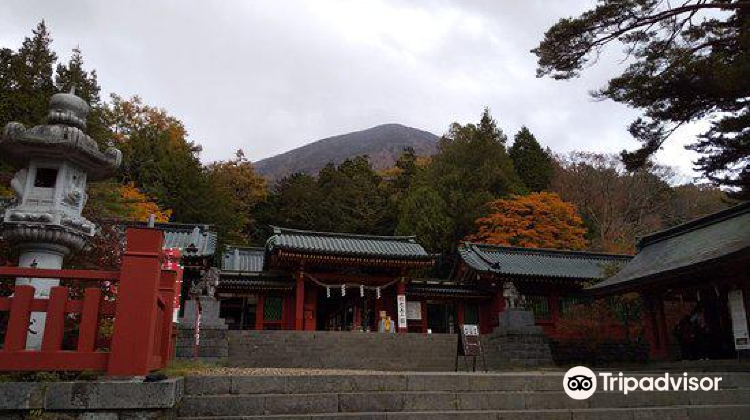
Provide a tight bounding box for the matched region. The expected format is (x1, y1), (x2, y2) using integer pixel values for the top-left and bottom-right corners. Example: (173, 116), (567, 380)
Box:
(550, 339), (650, 366)
(0, 378), (182, 420)
(176, 327), (228, 363)
(228, 330), (463, 371)
(227, 330), (555, 371)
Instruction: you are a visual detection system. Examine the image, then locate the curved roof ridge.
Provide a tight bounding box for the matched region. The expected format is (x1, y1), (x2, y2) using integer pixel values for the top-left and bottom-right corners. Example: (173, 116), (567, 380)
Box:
(225, 245), (266, 252)
(467, 243), (501, 270)
(465, 242), (633, 259)
(637, 201), (750, 249)
(269, 225), (418, 242)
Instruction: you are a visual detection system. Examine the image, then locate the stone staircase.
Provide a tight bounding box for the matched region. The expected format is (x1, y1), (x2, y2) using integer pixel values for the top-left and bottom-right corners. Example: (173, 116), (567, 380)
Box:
(177, 372), (750, 420)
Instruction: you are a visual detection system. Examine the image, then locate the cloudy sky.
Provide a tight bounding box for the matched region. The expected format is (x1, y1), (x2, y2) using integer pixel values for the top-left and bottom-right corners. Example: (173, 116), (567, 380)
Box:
(1, 0), (703, 178)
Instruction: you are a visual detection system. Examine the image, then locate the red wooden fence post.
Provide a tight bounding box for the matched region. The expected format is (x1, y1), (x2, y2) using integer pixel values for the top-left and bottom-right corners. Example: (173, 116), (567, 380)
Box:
(41, 286), (69, 351)
(108, 227), (164, 376)
(77, 288), (103, 352)
(4, 285), (35, 351)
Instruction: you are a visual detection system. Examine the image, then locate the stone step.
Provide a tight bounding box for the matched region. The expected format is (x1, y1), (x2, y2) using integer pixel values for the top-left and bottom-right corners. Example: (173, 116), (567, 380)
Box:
(183, 373), (750, 396)
(179, 404), (750, 420)
(178, 389), (750, 417)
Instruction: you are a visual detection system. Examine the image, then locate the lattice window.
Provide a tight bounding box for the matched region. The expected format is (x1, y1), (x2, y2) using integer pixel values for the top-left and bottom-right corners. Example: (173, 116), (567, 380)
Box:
(263, 296), (283, 321)
(559, 296), (587, 316)
(523, 295), (550, 321)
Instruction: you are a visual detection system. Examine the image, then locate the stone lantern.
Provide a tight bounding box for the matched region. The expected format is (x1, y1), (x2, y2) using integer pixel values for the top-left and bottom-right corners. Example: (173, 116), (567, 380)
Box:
(0, 89), (121, 349)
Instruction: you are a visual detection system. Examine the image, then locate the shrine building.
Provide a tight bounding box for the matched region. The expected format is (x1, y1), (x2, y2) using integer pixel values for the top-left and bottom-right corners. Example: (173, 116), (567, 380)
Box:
(213, 226), (633, 335)
(589, 201), (750, 360)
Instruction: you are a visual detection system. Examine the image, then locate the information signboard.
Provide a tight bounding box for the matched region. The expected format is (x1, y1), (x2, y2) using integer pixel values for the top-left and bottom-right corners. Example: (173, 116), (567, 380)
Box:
(728, 289), (750, 351)
(459, 324), (481, 356)
(455, 323), (485, 371)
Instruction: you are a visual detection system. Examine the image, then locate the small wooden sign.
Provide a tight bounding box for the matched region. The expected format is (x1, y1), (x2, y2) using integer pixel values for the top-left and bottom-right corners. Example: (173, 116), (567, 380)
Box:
(455, 323), (486, 371)
(459, 324), (481, 356)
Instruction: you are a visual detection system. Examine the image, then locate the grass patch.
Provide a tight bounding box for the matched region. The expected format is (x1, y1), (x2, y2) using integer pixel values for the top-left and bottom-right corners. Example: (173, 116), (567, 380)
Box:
(160, 359), (222, 377)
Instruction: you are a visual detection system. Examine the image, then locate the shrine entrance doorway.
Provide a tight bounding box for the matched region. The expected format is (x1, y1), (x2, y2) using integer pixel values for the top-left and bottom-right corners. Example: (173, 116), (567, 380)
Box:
(317, 289), (379, 332)
(426, 301), (458, 334)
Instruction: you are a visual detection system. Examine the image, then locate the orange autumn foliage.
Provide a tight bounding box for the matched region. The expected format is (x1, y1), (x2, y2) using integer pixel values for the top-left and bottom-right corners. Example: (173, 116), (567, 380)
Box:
(120, 183), (172, 222)
(468, 192), (587, 250)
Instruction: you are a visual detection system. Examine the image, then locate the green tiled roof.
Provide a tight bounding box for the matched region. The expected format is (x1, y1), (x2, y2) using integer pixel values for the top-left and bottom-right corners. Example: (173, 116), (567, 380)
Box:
(266, 226), (431, 260)
(222, 246), (265, 272)
(120, 221), (217, 257)
(460, 243), (632, 280)
(589, 202), (750, 294)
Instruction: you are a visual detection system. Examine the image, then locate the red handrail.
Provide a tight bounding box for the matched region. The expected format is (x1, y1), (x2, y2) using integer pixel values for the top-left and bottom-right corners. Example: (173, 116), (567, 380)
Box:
(0, 227), (182, 376)
(0, 267), (120, 281)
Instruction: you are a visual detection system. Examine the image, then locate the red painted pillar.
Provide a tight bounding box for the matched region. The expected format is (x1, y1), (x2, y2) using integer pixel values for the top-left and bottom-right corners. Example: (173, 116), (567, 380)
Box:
(655, 298), (669, 357)
(295, 271), (304, 331)
(396, 280), (407, 333)
(255, 294), (264, 330)
(108, 228), (164, 376)
(549, 291), (560, 336)
(491, 283), (506, 329)
(643, 293), (668, 360)
(304, 286), (317, 331)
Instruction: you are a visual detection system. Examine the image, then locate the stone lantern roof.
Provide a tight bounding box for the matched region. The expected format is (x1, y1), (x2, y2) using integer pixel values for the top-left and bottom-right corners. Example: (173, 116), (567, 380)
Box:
(0, 89), (121, 180)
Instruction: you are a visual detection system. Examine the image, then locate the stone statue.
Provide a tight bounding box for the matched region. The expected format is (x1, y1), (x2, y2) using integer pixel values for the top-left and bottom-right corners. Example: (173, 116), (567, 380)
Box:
(503, 281), (521, 309)
(191, 267), (220, 297)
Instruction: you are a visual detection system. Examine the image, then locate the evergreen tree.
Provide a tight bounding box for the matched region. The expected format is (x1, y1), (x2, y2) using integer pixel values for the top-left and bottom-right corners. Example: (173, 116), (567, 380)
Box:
(533, 0), (750, 196)
(0, 21), (57, 127)
(55, 47), (109, 147)
(398, 108), (524, 257)
(258, 157), (393, 238)
(258, 172), (323, 235)
(509, 126), (554, 192)
(395, 186), (452, 252)
(317, 156), (391, 234)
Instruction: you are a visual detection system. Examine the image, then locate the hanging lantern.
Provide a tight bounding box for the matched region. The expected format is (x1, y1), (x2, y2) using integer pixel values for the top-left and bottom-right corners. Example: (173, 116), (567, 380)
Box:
(376, 286), (381, 299)
(360, 284), (365, 297)
(341, 284), (346, 297)
(326, 285), (331, 298)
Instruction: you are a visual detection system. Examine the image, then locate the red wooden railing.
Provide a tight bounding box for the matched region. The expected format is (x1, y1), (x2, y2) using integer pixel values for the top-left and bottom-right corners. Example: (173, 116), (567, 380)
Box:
(0, 227), (183, 376)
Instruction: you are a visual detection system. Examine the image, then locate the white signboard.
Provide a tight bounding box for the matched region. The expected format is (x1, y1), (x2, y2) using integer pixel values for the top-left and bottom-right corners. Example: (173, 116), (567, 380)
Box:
(407, 301), (422, 320)
(728, 290), (750, 351)
(462, 324), (479, 336)
(397, 295), (407, 330)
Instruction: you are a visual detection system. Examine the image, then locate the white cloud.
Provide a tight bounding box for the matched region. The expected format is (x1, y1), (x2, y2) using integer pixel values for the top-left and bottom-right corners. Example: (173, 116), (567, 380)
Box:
(0, 0), (702, 176)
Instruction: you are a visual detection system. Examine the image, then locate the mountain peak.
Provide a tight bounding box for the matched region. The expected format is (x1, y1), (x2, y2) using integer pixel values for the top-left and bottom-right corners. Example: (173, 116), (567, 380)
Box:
(254, 124), (439, 181)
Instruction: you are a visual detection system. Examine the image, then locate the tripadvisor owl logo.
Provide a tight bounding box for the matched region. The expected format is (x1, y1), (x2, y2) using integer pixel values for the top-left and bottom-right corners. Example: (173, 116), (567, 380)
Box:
(563, 366), (597, 400)
(563, 366), (724, 400)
